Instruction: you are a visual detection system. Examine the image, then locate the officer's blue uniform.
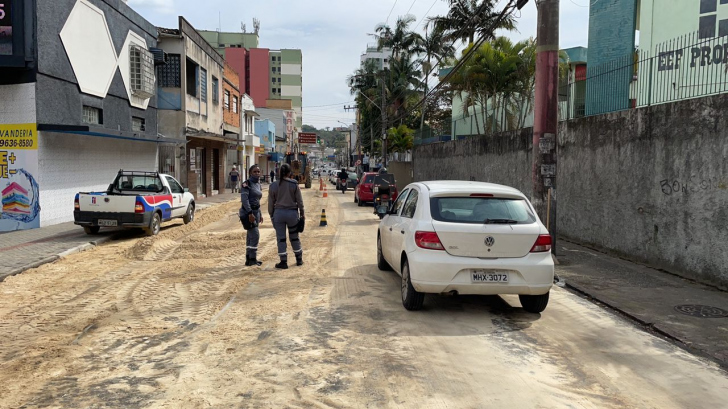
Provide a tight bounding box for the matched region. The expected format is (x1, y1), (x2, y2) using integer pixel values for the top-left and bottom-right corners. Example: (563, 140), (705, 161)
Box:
(239, 178), (263, 262)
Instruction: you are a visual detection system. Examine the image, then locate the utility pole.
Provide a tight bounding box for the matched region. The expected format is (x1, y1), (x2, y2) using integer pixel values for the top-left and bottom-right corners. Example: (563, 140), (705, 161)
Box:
(532, 0), (559, 251)
(380, 74), (388, 168)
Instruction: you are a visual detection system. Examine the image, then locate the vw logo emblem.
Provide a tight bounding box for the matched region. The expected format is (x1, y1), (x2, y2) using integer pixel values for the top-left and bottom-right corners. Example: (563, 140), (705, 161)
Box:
(484, 236), (495, 247)
(104, 198), (110, 203)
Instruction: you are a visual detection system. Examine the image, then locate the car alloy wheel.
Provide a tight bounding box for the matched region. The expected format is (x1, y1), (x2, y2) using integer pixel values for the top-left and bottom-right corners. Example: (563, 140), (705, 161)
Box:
(377, 234), (392, 271)
(401, 260), (424, 311)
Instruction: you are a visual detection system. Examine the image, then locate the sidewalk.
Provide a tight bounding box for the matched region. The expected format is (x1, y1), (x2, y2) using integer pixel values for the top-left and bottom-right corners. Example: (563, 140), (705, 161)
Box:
(555, 239), (728, 369)
(0, 192), (243, 282)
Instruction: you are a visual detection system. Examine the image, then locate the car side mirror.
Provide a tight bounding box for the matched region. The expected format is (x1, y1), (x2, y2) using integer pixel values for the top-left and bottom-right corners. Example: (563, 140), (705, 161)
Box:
(184, 188), (189, 193)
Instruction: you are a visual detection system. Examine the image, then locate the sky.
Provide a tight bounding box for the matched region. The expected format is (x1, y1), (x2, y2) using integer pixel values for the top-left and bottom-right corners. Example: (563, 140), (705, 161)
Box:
(127, 0), (590, 129)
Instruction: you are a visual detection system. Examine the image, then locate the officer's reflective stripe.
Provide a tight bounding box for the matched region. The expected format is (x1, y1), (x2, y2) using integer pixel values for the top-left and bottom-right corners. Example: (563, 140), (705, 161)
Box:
(278, 252), (288, 256)
(246, 246), (258, 249)
(293, 249), (303, 254)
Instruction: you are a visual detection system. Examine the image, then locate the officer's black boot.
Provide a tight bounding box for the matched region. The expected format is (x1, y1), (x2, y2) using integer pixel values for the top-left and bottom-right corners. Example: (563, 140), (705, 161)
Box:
(296, 256), (303, 266)
(275, 259), (288, 269)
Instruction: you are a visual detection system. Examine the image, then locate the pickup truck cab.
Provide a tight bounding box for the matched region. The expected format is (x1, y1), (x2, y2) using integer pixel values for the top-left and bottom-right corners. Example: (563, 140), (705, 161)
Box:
(74, 170), (195, 236)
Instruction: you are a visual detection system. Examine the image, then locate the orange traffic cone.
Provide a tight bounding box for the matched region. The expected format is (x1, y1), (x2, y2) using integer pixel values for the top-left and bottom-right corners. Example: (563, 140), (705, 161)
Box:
(323, 185), (328, 198)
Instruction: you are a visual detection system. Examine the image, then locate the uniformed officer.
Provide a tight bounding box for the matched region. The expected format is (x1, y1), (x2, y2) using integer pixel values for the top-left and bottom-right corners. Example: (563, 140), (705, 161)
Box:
(240, 165), (264, 266)
(268, 163), (305, 269)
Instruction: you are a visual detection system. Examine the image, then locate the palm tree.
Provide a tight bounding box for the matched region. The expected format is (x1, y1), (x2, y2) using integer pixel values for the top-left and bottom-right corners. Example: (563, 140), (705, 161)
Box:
(374, 15), (424, 59)
(386, 54), (424, 125)
(428, 0), (516, 46)
(419, 25), (456, 130)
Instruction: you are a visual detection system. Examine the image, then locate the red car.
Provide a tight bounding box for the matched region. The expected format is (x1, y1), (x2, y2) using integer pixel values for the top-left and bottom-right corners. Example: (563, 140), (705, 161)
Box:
(354, 172), (398, 206)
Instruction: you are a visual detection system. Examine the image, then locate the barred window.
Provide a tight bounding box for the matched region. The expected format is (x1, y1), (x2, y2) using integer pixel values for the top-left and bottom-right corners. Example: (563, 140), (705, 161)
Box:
(233, 96), (238, 113)
(212, 77), (219, 104)
(157, 54), (181, 88)
(200, 68), (207, 102)
(224, 90), (230, 110)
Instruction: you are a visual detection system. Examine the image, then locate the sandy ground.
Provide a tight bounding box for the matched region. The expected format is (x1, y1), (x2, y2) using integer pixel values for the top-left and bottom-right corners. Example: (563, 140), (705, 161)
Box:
(1, 184), (727, 408)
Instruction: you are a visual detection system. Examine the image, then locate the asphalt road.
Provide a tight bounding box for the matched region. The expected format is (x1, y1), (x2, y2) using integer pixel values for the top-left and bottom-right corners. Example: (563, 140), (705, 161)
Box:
(0, 185), (726, 408)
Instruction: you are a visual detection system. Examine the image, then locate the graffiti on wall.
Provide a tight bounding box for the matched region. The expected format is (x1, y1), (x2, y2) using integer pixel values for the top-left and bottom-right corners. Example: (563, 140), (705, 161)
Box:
(659, 175), (727, 196)
(0, 123), (40, 231)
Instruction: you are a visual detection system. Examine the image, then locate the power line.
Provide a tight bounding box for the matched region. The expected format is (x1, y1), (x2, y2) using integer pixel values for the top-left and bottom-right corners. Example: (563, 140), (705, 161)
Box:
(406, 0), (419, 15)
(386, 0), (400, 24)
(414, 0), (439, 32)
(302, 101), (354, 108)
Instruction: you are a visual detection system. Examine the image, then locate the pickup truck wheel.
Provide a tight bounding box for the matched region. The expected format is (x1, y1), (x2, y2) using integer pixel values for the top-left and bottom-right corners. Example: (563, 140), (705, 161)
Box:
(145, 212), (161, 236)
(183, 203), (195, 224)
(83, 226), (100, 235)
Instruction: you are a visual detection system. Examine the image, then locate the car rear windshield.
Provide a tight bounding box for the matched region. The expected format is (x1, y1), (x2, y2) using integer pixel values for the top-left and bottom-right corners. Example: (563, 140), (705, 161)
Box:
(114, 175), (164, 193)
(430, 197), (536, 224)
(364, 175), (375, 183)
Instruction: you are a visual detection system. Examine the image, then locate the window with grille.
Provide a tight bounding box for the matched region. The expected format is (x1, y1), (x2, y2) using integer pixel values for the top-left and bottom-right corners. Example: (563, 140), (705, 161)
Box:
(212, 76), (219, 104)
(224, 91), (230, 110)
(129, 44), (155, 99)
(233, 96), (238, 113)
(132, 117), (146, 131)
(157, 54), (180, 87)
(83, 106), (102, 124)
(200, 68), (207, 102)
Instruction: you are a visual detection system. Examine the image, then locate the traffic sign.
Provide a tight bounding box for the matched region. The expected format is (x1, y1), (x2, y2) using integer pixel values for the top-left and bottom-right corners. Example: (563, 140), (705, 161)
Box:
(298, 132), (317, 144)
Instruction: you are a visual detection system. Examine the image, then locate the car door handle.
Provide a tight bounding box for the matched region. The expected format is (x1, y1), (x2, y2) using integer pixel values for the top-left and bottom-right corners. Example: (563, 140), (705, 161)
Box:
(389, 227), (392, 231)
(400, 230), (405, 234)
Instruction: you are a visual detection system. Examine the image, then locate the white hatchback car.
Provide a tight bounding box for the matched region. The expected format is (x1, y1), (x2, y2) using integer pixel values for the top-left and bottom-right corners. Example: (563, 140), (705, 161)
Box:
(377, 181), (554, 312)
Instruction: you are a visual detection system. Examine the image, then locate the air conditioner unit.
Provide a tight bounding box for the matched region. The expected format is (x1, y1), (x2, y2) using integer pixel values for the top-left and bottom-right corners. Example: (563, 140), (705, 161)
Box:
(149, 47), (168, 66)
(130, 44), (155, 100)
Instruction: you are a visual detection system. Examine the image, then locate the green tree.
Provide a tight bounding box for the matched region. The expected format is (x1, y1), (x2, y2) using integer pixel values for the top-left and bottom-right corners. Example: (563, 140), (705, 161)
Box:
(419, 25), (456, 131)
(374, 14), (424, 59)
(428, 0), (515, 46)
(387, 124), (414, 153)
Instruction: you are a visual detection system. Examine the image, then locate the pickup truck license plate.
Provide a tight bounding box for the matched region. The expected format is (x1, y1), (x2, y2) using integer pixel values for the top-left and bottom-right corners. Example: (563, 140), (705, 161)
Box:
(98, 219), (118, 227)
(471, 270), (509, 283)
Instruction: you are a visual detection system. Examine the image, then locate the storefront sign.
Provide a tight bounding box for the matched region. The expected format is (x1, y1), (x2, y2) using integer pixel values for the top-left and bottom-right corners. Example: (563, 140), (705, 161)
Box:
(0, 1), (12, 55)
(1, 123), (39, 231)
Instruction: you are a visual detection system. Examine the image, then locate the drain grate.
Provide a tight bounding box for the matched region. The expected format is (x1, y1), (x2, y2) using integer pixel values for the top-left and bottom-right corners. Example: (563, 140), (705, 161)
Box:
(674, 305), (728, 318)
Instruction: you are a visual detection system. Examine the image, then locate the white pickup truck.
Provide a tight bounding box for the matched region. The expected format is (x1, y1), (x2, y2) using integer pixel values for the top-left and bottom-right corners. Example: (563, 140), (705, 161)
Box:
(74, 170), (195, 236)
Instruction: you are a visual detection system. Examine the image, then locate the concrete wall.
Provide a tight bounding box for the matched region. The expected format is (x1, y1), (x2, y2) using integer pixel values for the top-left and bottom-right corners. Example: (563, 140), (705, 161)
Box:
(37, 131), (158, 226)
(388, 161), (413, 188)
(413, 94), (728, 288)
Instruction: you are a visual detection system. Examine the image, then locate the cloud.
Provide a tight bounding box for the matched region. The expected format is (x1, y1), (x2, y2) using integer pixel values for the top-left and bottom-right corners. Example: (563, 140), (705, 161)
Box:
(126, 0), (176, 15)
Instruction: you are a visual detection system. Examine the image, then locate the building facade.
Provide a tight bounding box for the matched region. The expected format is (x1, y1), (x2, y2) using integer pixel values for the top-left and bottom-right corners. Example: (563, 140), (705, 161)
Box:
(360, 44), (392, 70)
(0, 0), (163, 231)
(586, 0), (728, 115)
(157, 17), (230, 199)
(240, 94), (259, 180)
(222, 61), (242, 176)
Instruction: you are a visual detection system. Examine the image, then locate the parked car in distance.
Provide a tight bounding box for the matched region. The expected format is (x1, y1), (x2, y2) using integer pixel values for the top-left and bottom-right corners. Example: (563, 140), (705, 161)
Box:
(74, 170), (195, 236)
(355, 172), (398, 206)
(377, 181), (554, 313)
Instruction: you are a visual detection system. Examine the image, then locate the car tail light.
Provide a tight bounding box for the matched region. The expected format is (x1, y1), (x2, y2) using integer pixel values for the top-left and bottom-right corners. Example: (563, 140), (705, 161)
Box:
(415, 231), (445, 251)
(74, 196), (80, 210)
(135, 200), (145, 213)
(530, 234), (552, 252)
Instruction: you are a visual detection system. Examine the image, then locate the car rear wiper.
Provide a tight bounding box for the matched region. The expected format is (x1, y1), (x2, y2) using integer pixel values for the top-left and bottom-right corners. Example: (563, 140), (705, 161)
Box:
(484, 218), (518, 224)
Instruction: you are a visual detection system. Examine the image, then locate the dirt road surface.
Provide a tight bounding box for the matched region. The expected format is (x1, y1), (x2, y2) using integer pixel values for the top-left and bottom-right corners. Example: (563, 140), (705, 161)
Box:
(1, 185), (727, 408)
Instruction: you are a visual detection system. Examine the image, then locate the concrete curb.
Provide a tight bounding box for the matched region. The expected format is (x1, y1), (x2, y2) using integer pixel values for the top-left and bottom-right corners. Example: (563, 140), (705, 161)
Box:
(562, 280), (728, 370)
